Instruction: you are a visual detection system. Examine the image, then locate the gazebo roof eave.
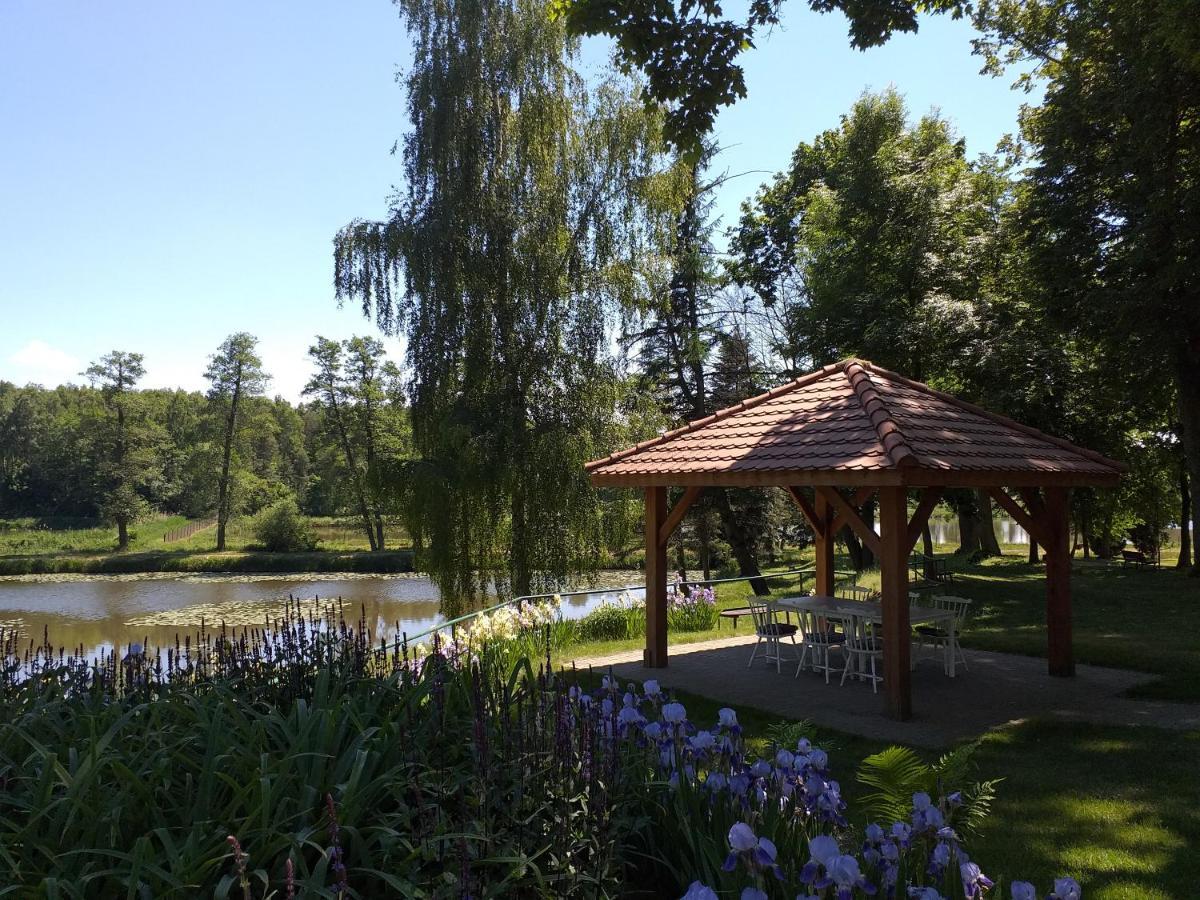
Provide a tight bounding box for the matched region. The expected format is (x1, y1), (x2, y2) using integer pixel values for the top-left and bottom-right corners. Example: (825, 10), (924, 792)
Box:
(588, 467), (1122, 490)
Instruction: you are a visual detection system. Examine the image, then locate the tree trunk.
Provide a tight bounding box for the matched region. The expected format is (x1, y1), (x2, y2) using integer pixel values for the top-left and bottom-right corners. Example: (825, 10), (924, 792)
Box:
(712, 488), (768, 594)
(1177, 347), (1200, 574)
(1028, 540), (1039, 565)
(330, 396), (377, 553)
(216, 376), (241, 552)
(117, 518), (129, 551)
(860, 498), (876, 569)
(1178, 461), (1192, 569)
(511, 489), (529, 597)
(976, 488), (1002, 557)
(843, 527), (864, 572)
(957, 508), (980, 556)
(375, 514), (386, 552)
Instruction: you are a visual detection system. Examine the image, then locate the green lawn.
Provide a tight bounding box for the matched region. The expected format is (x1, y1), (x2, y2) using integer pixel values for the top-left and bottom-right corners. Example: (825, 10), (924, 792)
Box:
(0, 514), (192, 555)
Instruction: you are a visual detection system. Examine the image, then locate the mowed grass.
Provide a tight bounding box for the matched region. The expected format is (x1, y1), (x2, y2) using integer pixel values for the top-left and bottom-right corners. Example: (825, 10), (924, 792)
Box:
(0, 515), (192, 555)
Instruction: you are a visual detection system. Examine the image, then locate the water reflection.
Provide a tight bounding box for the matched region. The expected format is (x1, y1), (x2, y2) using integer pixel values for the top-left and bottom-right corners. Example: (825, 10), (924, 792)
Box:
(928, 517), (1028, 546)
(0, 571), (645, 660)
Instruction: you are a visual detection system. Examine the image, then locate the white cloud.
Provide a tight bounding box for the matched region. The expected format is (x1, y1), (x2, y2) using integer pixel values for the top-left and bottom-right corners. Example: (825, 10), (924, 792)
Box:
(6, 339), (82, 388)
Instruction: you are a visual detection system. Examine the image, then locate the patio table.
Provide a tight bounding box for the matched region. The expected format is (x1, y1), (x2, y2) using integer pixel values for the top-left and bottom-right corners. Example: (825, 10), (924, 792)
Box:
(771, 595), (960, 678)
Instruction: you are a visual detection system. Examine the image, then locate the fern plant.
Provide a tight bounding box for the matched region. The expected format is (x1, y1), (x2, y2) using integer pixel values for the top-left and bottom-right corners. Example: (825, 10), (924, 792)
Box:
(856, 742), (1001, 834)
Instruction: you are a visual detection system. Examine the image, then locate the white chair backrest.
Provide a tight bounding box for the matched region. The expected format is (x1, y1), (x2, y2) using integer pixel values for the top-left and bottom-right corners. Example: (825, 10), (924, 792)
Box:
(932, 595), (972, 626)
(837, 614), (873, 651)
(838, 584), (875, 602)
(747, 596), (776, 632)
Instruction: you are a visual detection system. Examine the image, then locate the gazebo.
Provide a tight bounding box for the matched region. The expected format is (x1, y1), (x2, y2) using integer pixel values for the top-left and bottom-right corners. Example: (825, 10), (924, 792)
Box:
(585, 359), (1125, 720)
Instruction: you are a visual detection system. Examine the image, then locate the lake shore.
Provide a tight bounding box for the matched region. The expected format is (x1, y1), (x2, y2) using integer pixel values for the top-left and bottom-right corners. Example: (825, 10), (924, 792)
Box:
(0, 548), (417, 576)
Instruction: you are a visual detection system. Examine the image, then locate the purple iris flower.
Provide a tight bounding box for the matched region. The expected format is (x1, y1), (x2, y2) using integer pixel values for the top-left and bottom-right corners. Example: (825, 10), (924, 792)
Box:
(1010, 882), (1037, 900)
(741, 889), (768, 900)
(680, 881), (718, 900)
(1052, 877), (1082, 900)
(960, 862), (994, 898)
(719, 707), (738, 727)
(728, 823), (758, 852)
(662, 702), (687, 724)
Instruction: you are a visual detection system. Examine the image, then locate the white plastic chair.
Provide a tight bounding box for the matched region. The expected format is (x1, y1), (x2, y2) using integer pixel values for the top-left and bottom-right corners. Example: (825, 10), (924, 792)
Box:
(795, 608), (844, 683)
(915, 595), (972, 674)
(840, 614), (883, 692)
(746, 597), (799, 673)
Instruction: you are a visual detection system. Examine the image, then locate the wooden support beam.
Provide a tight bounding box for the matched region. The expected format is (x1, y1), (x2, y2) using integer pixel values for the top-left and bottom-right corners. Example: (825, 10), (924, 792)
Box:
(879, 485), (912, 720)
(816, 486), (881, 556)
(830, 487), (877, 535)
(785, 486), (824, 537)
(906, 487), (943, 554)
(658, 486), (702, 548)
(1041, 486), (1074, 676)
(988, 487), (1048, 546)
(813, 491), (836, 597)
(644, 486), (669, 668)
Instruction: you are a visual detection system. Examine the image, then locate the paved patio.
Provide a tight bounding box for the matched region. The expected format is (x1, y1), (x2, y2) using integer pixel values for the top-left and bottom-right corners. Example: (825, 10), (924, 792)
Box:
(570, 636), (1200, 747)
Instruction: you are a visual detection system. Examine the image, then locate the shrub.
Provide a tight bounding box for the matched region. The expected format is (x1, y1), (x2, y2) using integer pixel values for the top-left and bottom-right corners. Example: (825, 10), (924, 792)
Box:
(577, 601), (632, 640)
(251, 498), (318, 552)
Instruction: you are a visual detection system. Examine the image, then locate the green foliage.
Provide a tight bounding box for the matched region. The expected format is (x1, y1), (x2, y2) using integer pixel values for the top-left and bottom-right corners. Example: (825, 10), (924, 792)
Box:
(576, 602), (633, 641)
(973, 0), (1200, 572)
(251, 498), (319, 552)
(0, 631), (636, 896)
(856, 742), (1000, 836)
(553, 0), (968, 150)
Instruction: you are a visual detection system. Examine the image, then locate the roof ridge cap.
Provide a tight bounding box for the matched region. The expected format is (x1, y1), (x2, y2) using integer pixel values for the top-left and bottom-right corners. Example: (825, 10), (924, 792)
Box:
(858, 361), (1128, 474)
(584, 362), (844, 472)
(842, 359), (920, 469)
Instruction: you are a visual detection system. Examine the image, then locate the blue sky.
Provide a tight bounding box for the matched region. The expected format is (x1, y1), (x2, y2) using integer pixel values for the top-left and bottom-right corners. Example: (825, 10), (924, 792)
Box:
(0, 2), (1031, 401)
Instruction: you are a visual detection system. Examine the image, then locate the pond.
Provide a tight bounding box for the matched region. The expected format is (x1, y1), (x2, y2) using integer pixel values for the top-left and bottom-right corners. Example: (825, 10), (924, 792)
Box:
(929, 516), (1029, 546)
(0, 571), (646, 661)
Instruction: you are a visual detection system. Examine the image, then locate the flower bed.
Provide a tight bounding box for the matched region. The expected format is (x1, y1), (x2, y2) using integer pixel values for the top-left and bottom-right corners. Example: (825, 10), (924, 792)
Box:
(0, 605), (1079, 897)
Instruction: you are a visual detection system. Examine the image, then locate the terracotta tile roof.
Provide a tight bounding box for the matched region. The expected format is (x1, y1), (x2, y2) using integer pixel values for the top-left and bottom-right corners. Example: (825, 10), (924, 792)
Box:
(586, 360), (1126, 487)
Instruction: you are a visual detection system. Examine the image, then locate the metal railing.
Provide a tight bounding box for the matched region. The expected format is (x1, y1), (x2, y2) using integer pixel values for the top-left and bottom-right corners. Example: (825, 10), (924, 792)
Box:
(403, 565), (862, 646)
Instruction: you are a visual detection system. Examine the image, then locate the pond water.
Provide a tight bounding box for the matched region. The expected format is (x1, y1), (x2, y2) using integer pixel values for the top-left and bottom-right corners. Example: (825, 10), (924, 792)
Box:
(929, 516), (1029, 546)
(0, 571), (646, 661)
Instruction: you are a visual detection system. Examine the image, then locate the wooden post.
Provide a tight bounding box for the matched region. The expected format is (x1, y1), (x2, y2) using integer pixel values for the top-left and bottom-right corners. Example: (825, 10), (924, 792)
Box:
(879, 486), (912, 720)
(644, 486), (669, 668)
(814, 490), (835, 597)
(1042, 486), (1074, 676)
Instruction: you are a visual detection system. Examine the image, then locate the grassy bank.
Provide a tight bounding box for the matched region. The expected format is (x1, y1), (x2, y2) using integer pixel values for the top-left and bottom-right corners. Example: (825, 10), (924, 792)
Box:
(0, 548), (415, 576)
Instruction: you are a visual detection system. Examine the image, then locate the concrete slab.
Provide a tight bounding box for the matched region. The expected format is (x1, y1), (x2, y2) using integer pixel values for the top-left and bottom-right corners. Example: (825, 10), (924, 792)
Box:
(569, 636), (1200, 748)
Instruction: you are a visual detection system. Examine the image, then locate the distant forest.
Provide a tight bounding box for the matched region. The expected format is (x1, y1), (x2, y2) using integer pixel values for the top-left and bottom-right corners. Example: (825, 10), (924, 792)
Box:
(0, 334), (412, 552)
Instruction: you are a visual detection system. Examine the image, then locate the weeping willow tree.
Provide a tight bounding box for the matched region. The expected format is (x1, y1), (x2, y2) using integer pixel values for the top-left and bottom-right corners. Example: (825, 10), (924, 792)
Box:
(334, 0), (671, 604)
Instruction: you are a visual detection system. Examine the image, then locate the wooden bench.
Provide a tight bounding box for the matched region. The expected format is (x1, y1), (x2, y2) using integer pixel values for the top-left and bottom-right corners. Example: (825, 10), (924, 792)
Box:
(1121, 549), (1159, 569)
(719, 606), (793, 628)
